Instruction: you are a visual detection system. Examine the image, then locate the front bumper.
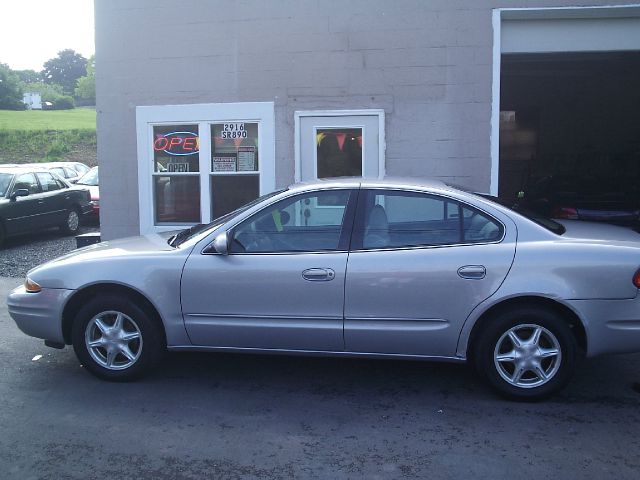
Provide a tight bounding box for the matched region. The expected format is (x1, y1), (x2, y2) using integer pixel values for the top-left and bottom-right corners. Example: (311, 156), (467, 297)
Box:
(567, 296), (640, 357)
(7, 285), (74, 344)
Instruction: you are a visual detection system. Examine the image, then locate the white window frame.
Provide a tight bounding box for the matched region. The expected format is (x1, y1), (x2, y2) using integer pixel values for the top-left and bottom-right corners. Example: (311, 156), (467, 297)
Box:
(136, 102), (275, 234)
(293, 109), (386, 182)
(490, 4), (640, 196)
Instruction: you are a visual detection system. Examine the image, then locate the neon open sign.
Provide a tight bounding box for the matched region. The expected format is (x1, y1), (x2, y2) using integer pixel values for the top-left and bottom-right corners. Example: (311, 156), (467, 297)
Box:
(153, 131), (199, 156)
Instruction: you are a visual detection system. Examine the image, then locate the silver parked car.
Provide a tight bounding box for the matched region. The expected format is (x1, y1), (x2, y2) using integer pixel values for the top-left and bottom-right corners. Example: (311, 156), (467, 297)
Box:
(8, 178), (640, 399)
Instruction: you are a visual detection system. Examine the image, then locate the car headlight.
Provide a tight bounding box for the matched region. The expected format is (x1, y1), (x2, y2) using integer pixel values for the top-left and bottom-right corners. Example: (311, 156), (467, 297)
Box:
(24, 277), (41, 293)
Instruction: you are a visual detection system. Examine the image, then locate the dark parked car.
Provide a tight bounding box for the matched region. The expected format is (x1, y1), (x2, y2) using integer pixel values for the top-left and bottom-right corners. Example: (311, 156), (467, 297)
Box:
(518, 175), (640, 230)
(0, 166), (92, 246)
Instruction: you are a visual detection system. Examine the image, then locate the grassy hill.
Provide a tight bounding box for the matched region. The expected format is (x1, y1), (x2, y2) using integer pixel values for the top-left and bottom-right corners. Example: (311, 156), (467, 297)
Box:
(0, 108), (97, 166)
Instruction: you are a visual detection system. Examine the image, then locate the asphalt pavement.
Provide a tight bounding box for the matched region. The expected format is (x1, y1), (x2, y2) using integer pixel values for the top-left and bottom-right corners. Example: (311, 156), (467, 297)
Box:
(1, 276), (640, 479)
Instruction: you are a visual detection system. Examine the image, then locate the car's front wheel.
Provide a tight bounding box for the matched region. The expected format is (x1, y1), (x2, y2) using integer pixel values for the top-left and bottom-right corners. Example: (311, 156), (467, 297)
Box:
(474, 306), (577, 400)
(71, 295), (165, 381)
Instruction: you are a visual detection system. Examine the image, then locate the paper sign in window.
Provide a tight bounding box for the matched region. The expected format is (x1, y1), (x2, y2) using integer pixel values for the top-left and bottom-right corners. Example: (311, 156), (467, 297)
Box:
(237, 146), (256, 171)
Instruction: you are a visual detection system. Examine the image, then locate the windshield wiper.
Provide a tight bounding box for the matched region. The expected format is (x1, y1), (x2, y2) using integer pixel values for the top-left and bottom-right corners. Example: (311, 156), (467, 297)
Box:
(168, 223), (209, 247)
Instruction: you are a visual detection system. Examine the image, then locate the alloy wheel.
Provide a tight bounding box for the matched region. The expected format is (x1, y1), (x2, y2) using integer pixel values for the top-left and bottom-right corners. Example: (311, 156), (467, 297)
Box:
(84, 310), (143, 370)
(67, 210), (79, 232)
(493, 323), (562, 388)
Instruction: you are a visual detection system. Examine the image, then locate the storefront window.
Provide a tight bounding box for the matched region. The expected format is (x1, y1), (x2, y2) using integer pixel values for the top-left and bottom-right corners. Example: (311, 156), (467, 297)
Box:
(153, 124), (200, 223)
(210, 122), (260, 217)
(316, 128), (362, 179)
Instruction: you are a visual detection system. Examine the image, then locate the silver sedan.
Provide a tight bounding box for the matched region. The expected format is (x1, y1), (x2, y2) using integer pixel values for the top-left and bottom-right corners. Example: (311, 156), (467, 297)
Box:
(8, 178), (640, 400)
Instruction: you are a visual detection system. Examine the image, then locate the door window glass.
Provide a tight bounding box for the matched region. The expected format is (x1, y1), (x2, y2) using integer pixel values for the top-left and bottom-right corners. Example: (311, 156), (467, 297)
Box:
(230, 190), (351, 253)
(316, 128), (362, 179)
(152, 124), (200, 224)
(13, 173), (40, 194)
(355, 190), (503, 249)
(35, 172), (61, 192)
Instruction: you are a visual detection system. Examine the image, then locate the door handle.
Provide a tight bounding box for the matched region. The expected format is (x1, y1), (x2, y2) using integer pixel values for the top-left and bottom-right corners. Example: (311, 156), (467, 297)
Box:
(302, 268), (335, 282)
(457, 265), (486, 280)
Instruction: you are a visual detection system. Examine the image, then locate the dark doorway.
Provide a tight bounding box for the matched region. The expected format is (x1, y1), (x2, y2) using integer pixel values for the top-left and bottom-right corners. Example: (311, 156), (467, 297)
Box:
(499, 52), (640, 225)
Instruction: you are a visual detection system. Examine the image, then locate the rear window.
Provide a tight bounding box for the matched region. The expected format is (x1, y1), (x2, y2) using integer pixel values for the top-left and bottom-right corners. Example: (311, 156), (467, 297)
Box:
(470, 191), (566, 235)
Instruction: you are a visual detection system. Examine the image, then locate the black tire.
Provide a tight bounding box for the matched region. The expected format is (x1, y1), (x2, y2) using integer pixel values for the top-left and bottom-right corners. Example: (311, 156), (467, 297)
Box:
(71, 294), (165, 381)
(473, 306), (577, 401)
(0, 223), (5, 248)
(60, 207), (81, 235)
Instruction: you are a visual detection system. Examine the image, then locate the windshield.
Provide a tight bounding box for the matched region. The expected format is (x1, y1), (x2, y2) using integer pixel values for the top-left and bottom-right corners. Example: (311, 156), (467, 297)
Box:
(76, 167), (98, 186)
(169, 188), (287, 247)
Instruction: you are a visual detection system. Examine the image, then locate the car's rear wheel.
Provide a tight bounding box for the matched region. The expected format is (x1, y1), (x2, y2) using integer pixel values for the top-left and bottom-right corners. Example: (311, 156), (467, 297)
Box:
(474, 306), (576, 400)
(71, 295), (165, 381)
(60, 208), (80, 235)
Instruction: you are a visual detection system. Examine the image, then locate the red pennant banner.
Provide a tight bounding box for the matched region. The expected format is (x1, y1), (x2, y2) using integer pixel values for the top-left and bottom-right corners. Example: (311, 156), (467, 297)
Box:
(336, 133), (346, 152)
(357, 136), (362, 148)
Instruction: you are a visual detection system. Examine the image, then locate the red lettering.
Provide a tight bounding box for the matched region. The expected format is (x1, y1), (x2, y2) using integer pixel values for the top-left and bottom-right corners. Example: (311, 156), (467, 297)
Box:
(182, 137), (196, 151)
(154, 133), (199, 155)
(154, 137), (169, 151)
(168, 137), (183, 150)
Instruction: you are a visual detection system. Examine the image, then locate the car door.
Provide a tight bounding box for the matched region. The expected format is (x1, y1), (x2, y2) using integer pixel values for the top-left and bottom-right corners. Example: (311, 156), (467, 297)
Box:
(181, 188), (357, 351)
(2, 173), (43, 234)
(34, 172), (68, 226)
(344, 189), (517, 358)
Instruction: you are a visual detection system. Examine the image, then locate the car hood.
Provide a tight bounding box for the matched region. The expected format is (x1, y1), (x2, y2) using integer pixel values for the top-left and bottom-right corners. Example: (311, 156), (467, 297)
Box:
(557, 220), (640, 243)
(30, 232), (177, 274)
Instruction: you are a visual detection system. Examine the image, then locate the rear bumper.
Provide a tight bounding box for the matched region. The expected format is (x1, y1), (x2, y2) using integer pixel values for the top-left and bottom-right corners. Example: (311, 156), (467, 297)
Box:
(567, 296), (640, 357)
(80, 203), (93, 216)
(7, 286), (73, 344)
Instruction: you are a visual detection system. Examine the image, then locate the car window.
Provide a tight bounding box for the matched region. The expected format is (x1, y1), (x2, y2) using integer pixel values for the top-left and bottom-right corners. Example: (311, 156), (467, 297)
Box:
(230, 190), (352, 253)
(36, 172), (62, 192)
(51, 167), (66, 178)
(77, 167), (99, 186)
(354, 190), (503, 250)
(0, 173), (12, 196)
(74, 164), (90, 174)
(461, 206), (503, 243)
(12, 173), (40, 194)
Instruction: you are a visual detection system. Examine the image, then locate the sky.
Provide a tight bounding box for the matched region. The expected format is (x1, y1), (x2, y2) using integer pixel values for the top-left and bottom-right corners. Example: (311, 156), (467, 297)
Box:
(0, 0), (94, 71)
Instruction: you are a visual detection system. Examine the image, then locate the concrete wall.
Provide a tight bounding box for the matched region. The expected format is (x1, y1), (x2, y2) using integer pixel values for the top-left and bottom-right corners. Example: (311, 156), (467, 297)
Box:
(95, 0), (638, 239)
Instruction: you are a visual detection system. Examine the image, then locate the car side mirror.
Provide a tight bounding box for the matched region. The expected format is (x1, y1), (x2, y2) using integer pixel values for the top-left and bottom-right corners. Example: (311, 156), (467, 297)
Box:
(10, 189), (29, 201)
(210, 232), (229, 255)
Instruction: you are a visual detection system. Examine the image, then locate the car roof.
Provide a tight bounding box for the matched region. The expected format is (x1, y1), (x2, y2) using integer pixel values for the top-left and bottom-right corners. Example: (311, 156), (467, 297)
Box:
(288, 176), (448, 191)
(0, 165), (67, 175)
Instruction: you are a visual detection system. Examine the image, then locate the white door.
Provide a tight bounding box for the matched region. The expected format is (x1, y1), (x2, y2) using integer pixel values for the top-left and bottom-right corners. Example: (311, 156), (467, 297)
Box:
(297, 111), (384, 183)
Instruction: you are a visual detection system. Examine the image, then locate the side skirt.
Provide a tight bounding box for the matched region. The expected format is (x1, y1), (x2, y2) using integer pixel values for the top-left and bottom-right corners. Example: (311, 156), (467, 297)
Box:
(167, 345), (467, 363)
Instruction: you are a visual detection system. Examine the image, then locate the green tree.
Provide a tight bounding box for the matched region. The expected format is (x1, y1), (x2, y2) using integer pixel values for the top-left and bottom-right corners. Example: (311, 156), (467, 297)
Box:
(74, 55), (95, 103)
(0, 63), (25, 110)
(41, 49), (87, 95)
(16, 69), (41, 83)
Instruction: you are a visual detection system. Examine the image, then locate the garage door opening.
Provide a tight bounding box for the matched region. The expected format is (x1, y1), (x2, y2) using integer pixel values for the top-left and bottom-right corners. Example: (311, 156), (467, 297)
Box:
(498, 51), (640, 226)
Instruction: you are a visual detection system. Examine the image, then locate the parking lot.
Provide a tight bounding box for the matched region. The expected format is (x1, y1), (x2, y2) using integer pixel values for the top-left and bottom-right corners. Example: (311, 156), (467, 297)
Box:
(1, 236), (640, 479)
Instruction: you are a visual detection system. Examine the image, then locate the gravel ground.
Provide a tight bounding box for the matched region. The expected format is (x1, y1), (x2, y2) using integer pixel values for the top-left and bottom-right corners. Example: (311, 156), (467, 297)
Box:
(0, 224), (99, 278)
